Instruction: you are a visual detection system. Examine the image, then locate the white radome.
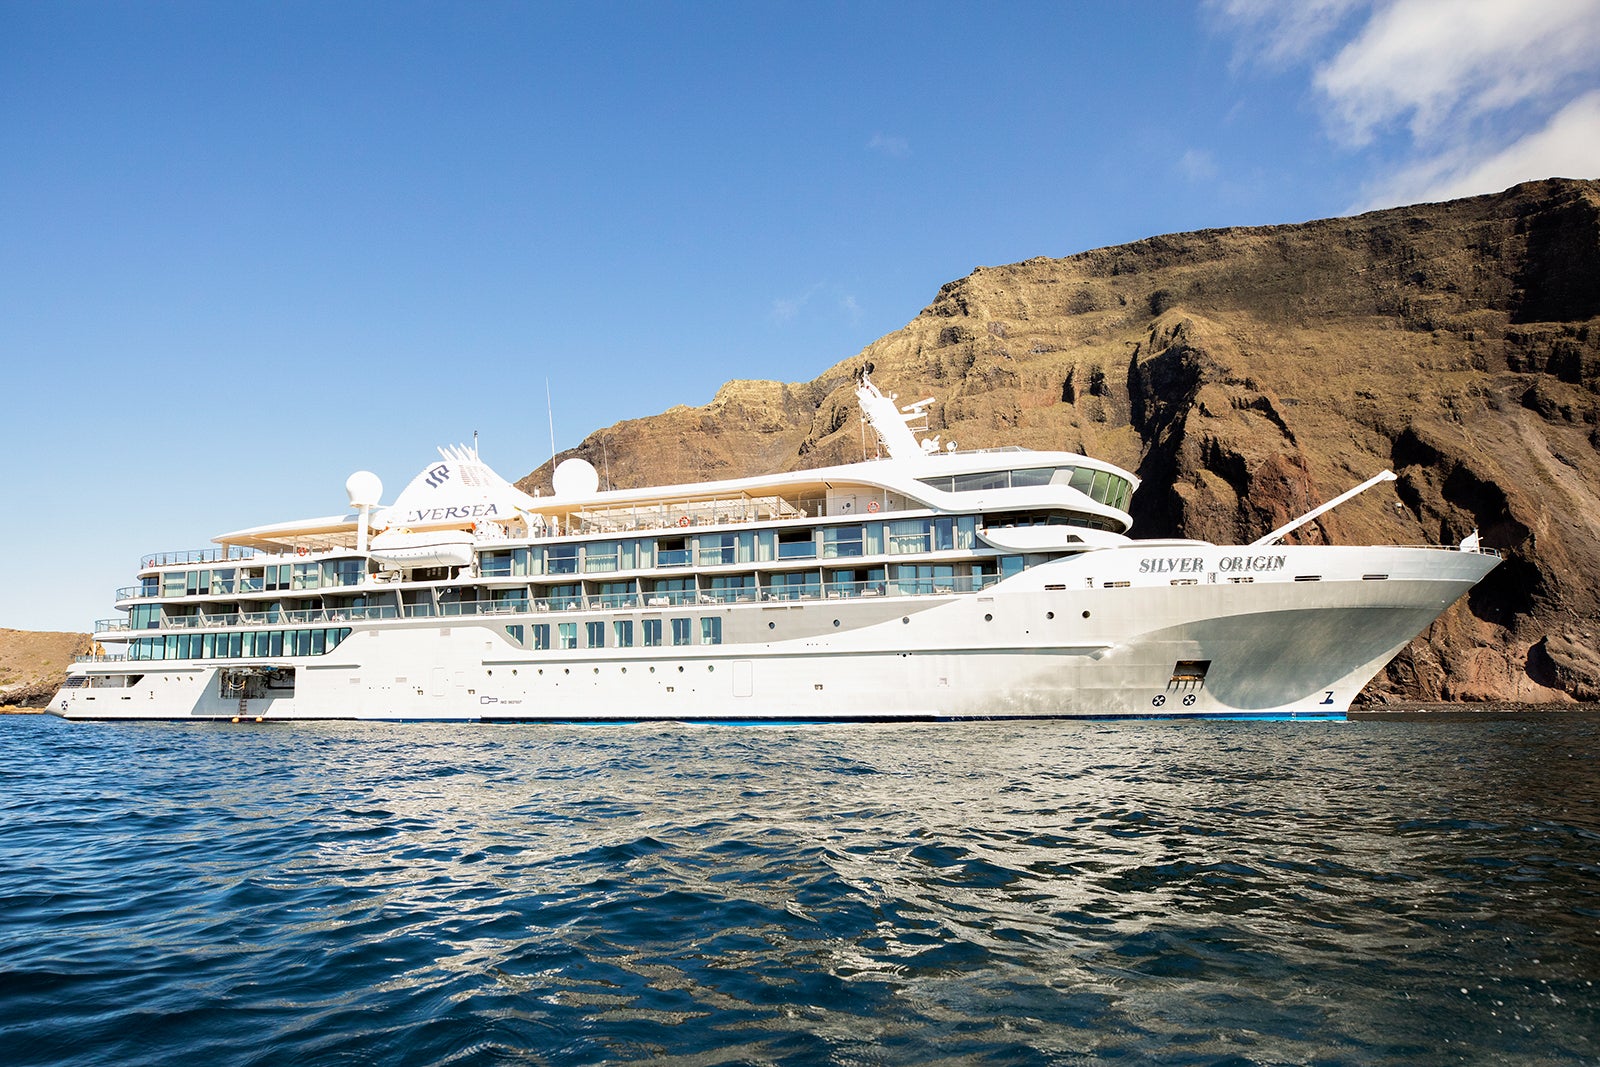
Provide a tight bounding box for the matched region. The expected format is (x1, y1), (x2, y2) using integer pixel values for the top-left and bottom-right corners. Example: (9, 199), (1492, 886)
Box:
(552, 458), (600, 497)
(345, 470), (384, 509)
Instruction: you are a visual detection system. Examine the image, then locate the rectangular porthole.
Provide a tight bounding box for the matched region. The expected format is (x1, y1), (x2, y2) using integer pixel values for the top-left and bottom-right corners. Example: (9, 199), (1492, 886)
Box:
(1294, 575), (1322, 582)
(1362, 574), (1389, 581)
(1106, 580), (1130, 588)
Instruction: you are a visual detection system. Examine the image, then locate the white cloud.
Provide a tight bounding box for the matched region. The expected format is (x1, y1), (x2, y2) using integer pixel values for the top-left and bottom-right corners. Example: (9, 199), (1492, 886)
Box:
(1179, 148), (1219, 181)
(867, 133), (910, 158)
(1356, 89), (1600, 208)
(1211, 0), (1368, 68)
(1316, 0), (1600, 145)
(770, 282), (825, 324)
(1215, 0), (1600, 209)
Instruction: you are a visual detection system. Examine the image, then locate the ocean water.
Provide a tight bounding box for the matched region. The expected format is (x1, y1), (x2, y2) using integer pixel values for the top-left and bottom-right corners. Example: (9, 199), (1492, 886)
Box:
(2, 714), (1598, 1066)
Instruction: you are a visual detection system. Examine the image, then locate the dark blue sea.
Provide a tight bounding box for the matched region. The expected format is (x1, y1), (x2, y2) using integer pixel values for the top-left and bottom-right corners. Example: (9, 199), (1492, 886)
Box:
(3, 713), (1599, 1066)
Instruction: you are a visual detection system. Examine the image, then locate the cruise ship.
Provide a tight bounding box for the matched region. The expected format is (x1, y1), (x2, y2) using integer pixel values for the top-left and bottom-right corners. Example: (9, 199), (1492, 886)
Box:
(53, 374), (1499, 722)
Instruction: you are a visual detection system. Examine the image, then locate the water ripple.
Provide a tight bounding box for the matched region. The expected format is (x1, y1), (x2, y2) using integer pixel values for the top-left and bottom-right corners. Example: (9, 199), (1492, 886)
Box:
(3, 715), (1600, 1065)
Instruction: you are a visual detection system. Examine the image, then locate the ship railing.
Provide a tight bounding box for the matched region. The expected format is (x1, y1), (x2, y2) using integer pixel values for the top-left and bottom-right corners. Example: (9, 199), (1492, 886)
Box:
(138, 546), (262, 568)
(73, 653), (129, 663)
(115, 586), (150, 602)
(119, 573), (1010, 633)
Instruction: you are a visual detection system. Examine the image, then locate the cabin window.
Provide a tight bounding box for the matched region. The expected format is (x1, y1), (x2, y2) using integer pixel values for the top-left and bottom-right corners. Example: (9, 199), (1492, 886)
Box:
(545, 544), (578, 575)
(671, 618), (693, 646)
(543, 584), (582, 611)
(595, 581), (636, 609)
(162, 571), (186, 598)
(768, 571), (821, 600)
(492, 587), (528, 612)
(586, 621), (606, 648)
(886, 519), (931, 555)
(827, 567), (885, 598)
(643, 619), (663, 647)
(894, 564), (955, 596)
(823, 525), (864, 558)
(614, 620), (634, 648)
(777, 529), (816, 560)
(557, 622), (577, 650)
(656, 537), (691, 568)
(698, 533), (738, 567)
(583, 541), (620, 573)
(700, 617), (722, 645)
(291, 562), (320, 590)
(707, 574), (756, 602)
(532, 624), (551, 650)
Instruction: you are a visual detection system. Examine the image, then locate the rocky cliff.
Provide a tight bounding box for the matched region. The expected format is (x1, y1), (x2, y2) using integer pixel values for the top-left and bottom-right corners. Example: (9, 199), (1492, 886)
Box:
(520, 178), (1600, 704)
(0, 629), (92, 710)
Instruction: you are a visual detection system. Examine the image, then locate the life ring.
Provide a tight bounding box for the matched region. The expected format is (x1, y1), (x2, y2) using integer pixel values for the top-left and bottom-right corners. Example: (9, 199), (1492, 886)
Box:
(296, 546), (309, 557)
(678, 515), (690, 527)
(867, 501), (880, 513)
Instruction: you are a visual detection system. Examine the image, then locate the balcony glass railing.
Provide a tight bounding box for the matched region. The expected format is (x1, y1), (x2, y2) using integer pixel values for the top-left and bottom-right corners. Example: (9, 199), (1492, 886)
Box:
(139, 547), (260, 568)
(111, 571), (1008, 633)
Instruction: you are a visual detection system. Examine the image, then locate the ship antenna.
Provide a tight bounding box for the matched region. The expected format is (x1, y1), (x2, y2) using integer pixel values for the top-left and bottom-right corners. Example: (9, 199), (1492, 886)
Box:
(546, 378), (557, 463)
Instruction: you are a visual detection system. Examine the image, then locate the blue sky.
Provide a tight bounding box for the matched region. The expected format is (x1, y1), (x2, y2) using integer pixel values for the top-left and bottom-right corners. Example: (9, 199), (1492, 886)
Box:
(3, 0), (1597, 633)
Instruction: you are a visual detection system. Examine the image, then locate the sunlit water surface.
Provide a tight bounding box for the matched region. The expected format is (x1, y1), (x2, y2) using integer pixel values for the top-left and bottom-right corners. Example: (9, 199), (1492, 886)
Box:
(2, 714), (1598, 1065)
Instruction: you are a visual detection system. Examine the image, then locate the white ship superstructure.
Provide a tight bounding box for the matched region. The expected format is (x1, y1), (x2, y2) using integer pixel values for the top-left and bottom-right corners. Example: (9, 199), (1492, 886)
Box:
(54, 375), (1499, 722)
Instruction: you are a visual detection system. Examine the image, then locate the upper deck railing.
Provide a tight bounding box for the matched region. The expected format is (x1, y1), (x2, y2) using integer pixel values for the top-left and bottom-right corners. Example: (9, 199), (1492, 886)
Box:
(140, 546), (262, 568)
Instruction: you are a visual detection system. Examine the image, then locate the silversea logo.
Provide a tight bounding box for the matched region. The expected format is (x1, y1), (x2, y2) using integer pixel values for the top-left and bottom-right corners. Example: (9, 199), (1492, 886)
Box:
(402, 504), (501, 523)
(1138, 553), (1287, 574)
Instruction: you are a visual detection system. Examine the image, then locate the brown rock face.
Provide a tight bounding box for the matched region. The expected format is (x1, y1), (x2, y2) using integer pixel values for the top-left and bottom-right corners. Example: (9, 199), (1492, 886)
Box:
(0, 629), (93, 709)
(520, 178), (1600, 704)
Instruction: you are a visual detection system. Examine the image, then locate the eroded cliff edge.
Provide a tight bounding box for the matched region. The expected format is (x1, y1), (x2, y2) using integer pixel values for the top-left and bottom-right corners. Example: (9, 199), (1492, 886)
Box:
(520, 178), (1600, 704)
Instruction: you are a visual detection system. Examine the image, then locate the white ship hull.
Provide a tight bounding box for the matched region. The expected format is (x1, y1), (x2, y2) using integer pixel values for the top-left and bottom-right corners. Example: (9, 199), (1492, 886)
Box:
(54, 545), (1496, 722)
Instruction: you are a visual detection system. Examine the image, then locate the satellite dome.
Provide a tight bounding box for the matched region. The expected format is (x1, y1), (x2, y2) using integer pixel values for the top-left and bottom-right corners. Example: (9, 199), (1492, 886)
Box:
(552, 457), (600, 497)
(345, 470), (384, 508)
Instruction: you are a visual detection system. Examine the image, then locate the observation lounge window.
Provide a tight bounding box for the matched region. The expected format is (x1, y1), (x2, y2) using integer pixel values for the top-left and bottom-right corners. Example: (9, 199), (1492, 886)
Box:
(953, 471), (1010, 492)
